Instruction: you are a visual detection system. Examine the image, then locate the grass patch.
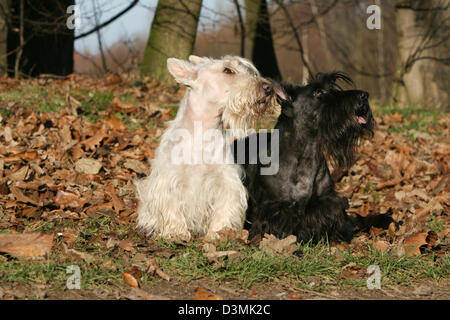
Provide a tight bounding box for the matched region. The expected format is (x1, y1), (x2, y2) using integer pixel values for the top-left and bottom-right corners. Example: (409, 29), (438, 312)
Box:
(375, 104), (444, 139)
(0, 255), (124, 293)
(159, 241), (449, 290)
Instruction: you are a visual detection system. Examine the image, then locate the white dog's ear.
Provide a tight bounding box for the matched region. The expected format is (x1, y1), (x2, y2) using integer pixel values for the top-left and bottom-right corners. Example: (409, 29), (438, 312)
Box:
(188, 55), (208, 65)
(167, 58), (197, 85)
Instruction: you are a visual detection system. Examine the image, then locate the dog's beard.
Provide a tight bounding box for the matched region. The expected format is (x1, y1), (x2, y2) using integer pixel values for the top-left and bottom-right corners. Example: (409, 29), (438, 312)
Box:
(319, 100), (375, 169)
(220, 86), (281, 140)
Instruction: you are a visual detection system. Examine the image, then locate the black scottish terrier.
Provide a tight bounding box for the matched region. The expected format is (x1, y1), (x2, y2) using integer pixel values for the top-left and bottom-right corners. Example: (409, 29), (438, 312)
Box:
(233, 72), (376, 243)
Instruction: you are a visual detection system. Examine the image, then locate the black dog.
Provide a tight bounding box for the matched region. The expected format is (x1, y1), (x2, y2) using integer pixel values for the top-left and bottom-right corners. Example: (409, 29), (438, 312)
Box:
(233, 72), (376, 243)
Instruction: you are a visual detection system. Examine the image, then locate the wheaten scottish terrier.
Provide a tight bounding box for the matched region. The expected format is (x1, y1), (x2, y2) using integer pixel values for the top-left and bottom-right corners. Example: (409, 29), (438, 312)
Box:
(135, 55), (281, 241)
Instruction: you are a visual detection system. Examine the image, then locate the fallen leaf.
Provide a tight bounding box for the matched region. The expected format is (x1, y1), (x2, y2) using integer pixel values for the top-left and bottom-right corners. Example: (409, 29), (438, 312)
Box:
(340, 262), (366, 279)
(0, 232), (53, 258)
(148, 257), (170, 281)
(105, 184), (123, 214)
(54, 190), (85, 209)
(119, 240), (134, 252)
(287, 292), (303, 300)
(122, 272), (139, 288)
(373, 240), (390, 253)
(75, 158), (102, 175)
(194, 288), (223, 300)
(81, 126), (108, 151)
(123, 159), (148, 175)
(259, 234), (297, 255)
(106, 112), (127, 132)
(404, 232), (428, 256)
(9, 166), (32, 182)
(10, 186), (39, 206)
(125, 266), (142, 280)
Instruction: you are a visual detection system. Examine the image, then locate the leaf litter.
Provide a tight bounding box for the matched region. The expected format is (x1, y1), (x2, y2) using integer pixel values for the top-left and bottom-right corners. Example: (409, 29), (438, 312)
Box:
(0, 75), (448, 299)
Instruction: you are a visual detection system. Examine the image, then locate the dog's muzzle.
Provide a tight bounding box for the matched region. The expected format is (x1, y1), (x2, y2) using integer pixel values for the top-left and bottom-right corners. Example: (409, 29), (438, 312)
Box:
(356, 91), (370, 125)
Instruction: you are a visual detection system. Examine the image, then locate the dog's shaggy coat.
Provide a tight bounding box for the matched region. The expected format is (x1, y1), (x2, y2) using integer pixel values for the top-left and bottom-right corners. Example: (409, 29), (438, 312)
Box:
(136, 55), (280, 241)
(234, 72), (376, 243)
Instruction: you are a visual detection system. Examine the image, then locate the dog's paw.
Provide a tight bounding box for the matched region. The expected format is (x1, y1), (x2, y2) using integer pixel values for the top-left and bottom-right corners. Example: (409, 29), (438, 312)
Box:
(165, 232), (191, 243)
(204, 232), (220, 242)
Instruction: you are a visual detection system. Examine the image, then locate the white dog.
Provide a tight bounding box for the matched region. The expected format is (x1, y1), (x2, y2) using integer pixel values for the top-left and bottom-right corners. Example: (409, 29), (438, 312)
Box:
(135, 55), (280, 241)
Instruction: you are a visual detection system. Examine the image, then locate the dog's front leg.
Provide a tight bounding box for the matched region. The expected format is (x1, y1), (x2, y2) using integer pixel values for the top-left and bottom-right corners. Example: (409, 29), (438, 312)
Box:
(205, 171), (247, 240)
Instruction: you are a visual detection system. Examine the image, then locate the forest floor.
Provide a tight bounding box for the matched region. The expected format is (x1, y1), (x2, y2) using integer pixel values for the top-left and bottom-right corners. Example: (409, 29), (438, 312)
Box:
(0, 74), (448, 300)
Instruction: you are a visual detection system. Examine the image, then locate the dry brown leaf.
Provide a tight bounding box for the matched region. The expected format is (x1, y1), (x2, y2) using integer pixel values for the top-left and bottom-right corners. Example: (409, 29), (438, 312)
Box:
(54, 190), (85, 209)
(9, 166), (32, 182)
(106, 112), (127, 132)
(118, 240), (134, 252)
(388, 222), (396, 239)
(10, 186), (39, 206)
(404, 232), (428, 256)
(122, 272), (139, 288)
(148, 257), (170, 281)
(75, 158), (102, 175)
(0, 232), (53, 258)
(438, 228), (450, 239)
(373, 240), (390, 253)
(112, 96), (137, 113)
(81, 126), (108, 151)
(340, 262), (366, 279)
(125, 266), (142, 280)
(194, 288), (223, 300)
(259, 234), (297, 255)
(287, 292), (303, 300)
(105, 183), (123, 214)
(123, 159), (148, 175)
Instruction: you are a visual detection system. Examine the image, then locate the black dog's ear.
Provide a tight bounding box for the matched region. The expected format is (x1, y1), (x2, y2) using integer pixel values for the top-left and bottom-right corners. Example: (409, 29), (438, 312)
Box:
(311, 72), (354, 92)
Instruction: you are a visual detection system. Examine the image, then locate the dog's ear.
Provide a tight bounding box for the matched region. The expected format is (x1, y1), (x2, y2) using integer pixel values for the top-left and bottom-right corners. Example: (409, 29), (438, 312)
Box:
(313, 72), (353, 91)
(272, 82), (288, 101)
(188, 55), (208, 65)
(167, 58), (197, 86)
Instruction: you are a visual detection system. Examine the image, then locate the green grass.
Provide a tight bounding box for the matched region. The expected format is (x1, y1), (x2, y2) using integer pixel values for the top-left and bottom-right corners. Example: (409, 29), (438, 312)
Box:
(0, 236), (448, 296)
(0, 85), (68, 115)
(159, 241), (449, 290)
(426, 218), (445, 234)
(0, 255), (124, 292)
(375, 104), (443, 139)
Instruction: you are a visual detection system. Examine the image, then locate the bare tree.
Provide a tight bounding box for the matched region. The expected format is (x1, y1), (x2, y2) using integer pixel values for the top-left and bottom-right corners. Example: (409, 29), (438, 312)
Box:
(141, 0), (203, 83)
(14, 0), (23, 78)
(0, 0), (8, 76)
(232, 0), (246, 57)
(246, 0), (281, 80)
(92, 0), (108, 73)
(393, 0), (450, 108)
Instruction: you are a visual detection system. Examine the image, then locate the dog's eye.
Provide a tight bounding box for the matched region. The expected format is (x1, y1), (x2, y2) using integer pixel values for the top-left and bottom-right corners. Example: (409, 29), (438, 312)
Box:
(313, 89), (326, 98)
(223, 67), (235, 75)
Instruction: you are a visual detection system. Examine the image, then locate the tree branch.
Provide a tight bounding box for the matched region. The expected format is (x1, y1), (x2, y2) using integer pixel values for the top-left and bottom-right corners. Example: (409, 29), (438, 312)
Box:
(74, 0), (139, 40)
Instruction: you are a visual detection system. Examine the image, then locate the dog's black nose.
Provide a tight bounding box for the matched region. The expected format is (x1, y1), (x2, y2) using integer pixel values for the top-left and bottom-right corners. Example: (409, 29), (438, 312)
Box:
(263, 83), (273, 95)
(360, 91), (369, 101)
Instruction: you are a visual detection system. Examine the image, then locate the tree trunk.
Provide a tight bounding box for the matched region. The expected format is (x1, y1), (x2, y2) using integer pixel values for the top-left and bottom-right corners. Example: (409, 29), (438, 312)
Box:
(245, 0), (282, 80)
(141, 0), (202, 83)
(393, 0), (449, 108)
(0, 0), (8, 76)
(8, 0), (74, 77)
(308, 0), (331, 70)
(375, 0), (386, 103)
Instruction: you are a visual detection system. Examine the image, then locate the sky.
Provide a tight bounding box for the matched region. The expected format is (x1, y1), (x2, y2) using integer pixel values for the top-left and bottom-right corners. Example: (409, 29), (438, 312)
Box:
(75, 0), (234, 54)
